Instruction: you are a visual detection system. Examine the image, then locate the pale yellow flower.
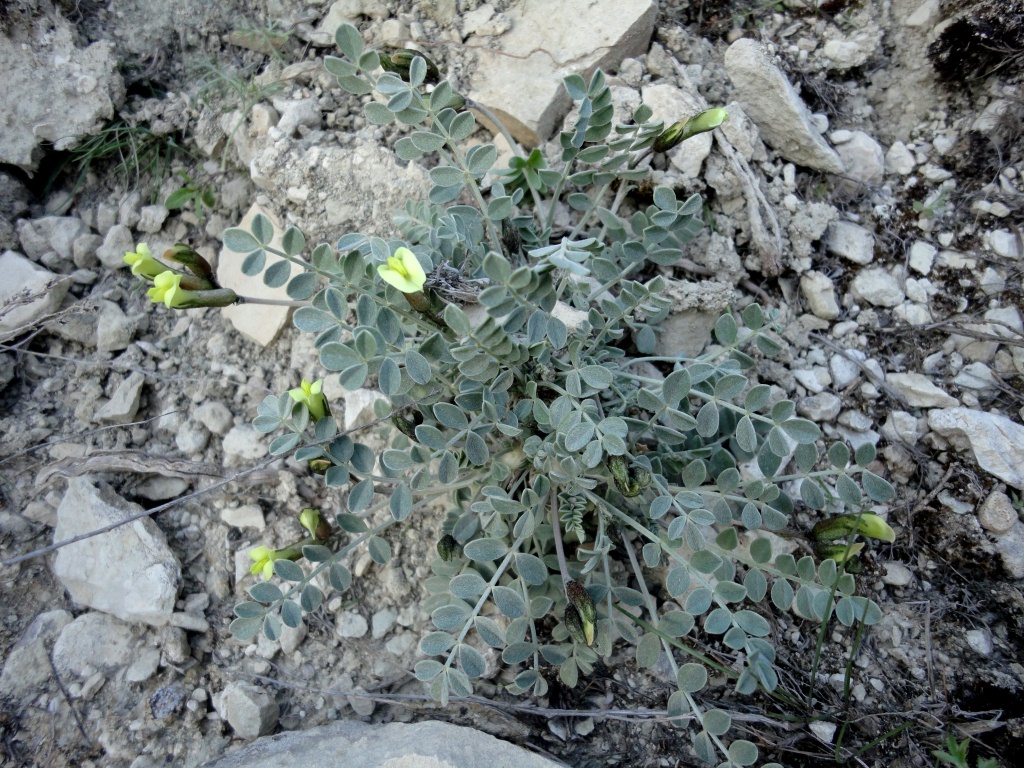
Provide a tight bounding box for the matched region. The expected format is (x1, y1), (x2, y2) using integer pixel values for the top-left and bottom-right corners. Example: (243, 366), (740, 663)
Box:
(123, 243), (166, 279)
(288, 379), (328, 421)
(377, 247), (427, 293)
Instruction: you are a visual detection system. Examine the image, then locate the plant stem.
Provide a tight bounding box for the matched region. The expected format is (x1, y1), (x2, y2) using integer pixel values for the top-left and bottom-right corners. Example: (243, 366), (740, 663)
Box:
(237, 296), (311, 307)
(549, 488), (571, 585)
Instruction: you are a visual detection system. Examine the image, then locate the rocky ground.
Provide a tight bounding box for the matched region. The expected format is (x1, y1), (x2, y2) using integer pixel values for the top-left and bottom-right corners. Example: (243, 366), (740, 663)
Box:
(1, 0), (1023, 766)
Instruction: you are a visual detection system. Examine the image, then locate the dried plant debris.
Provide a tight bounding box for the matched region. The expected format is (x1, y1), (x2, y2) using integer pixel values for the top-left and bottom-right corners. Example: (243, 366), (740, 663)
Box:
(929, 0), (1024, 82)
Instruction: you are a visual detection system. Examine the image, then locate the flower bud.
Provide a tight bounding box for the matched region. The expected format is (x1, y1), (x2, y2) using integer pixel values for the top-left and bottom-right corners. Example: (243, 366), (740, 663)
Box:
(299, 508), (321, 537)
(564, 582), (595, 646)
(607, 456), (649, 498)
(812, 513), (895, 544)
(564, 604), (589, 645)
(162, 243), (216, 286)
(816, 541), (865, 566)
(437, 533), (462, 561)
(653, 108), (728, 152)
(308, 458), (332, 475)
(380, 48), (442, 85)
(501, 218), (523, 262)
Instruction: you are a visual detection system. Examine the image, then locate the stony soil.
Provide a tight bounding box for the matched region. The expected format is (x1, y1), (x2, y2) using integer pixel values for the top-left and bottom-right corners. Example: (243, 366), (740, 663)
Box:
(1, 1), (1023, 767)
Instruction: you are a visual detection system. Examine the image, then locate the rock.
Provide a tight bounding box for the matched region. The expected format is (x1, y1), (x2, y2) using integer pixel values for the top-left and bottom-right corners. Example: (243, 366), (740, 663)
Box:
(908, 241), (936, 275)
(19, 217), (88, 261)
(829, 350), (866, 389)
(54, 477), (181, 626)
(222, 424), (269, 467)
(800, 271), (840, 320)
(954, 362), (997, 390)
(95, 371), (146, 424)
(196, 401), (235, 435)
(928, 409), (1024, 489)
(125, 646), (162, 683)
(988, 229), (1021, 259)
(341, 389), (388, 431)
(221, 504), (266, 530)
(834, 131), (884, 190)
(466, 0), (657, 146)
(137, 205), (169, 234)
(0, 251), (71, 341)
(851, 268), (904, 307)
(176, 420), (210, 455)
(169, 612), (210, 633)
(887, 373), (957, 408)
(880, 410), (926, 445)
(72, 233), (102, 268)
(213, 682), (279, 739)
(793, 368), (829, 394)
(96, 300), (136, 352)
(335, 611), (369, 638)
(822, 38), (871, 70)
(161, 626), (191, 665)
(249, 139), (431, 246)
(273, 97), (321, 136)
(885, 141), (915, 175)
(385, 632), (416, 656)
(45, 309), (96, 348)
(371, 608), (398, 639)
(724, 39), (843, 173)
(882, 562), (913, 587)
(640, 83), (713, 180)
(0, 17), (124, 170)
(95, 223), (136, 269)
(136, 476), (189, 501)
(798, 393), (841, 422)
(203, 719), (563, 768)
(993, 521), (1024, 578)
(965, 629), (993, 656)
(0, 610), (73, 697)
(977, 490), (1017, 534)
(218, 204), (292, 347)
(280, 620), (307, 655)
(826, 221), (874, 265)
(52, 612), (137, 677)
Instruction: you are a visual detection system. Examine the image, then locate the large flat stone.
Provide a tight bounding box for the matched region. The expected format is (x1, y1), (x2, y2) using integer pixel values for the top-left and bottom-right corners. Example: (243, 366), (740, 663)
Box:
(928, 408), (1024, 490)
(53, 477), (181, 626)
(218, 204), (292, 347)
(466, 0), (657, 147)
(202, 719), (563, 767)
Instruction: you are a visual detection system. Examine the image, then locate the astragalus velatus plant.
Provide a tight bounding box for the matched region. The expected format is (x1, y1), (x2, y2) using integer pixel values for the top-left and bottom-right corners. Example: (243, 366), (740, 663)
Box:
(129, 24), (896, 767)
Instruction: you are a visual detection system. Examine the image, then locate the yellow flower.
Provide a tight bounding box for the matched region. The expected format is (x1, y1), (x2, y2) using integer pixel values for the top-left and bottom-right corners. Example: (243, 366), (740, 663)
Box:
(147, 271), (196, 308)
(377, 247), (427, 293)
(289, 379), (328, 421)
(248, 545), (280, 580)
(123, 243), (166, 279)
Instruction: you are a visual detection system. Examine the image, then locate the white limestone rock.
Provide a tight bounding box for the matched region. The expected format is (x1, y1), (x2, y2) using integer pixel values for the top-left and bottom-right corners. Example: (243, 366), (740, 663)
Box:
(466, 0), (657, 146)
(928, 408), (1024, 489)
(724, 39), (843, 173)
(826, 221), (874, 264)
(218, 204), (292, 347)
(887, 373), (957, 408)
(0, 251), (71, 341)
(54, 478), (181, 626)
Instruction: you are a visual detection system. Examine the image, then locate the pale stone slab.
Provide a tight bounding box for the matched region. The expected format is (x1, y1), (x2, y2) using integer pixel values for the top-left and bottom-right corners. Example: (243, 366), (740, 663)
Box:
(218, 204), (292, 347)
(467, 0), (657, 147)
